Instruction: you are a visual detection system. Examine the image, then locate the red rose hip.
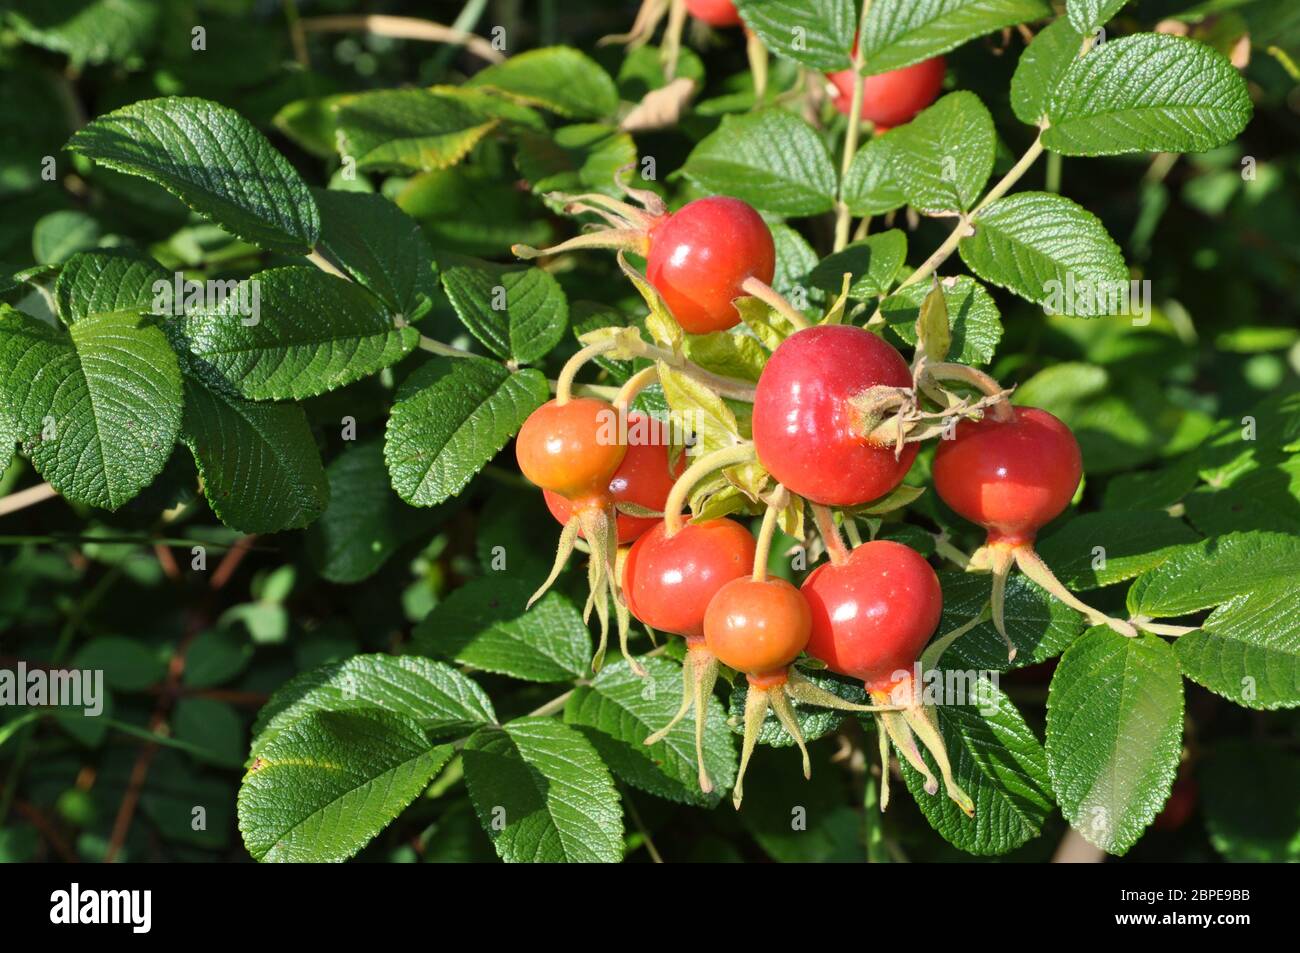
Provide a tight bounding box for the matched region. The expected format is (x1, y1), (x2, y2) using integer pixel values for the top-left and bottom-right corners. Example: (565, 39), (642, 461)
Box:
(752, 325), (917, 506)
(828, 57), (946, 130)
(645, 196), (775, 334)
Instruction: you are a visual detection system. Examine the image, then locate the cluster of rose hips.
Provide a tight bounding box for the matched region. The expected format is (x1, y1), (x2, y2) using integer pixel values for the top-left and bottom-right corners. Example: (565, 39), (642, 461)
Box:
(512, 41), (1128, 812)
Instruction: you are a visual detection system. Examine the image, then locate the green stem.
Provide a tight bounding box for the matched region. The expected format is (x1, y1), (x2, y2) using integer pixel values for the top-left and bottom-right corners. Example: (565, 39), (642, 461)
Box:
(833, 0), (873, 252)
(752, 494), (784, 581)
(663, 443), (758, 536)
(418, 335), (478, 360)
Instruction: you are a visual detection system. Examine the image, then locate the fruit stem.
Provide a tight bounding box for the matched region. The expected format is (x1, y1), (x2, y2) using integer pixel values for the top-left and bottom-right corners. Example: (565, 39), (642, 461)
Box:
(297, 14), (505, 63)
(662, 443), (758, 536)
(1013, 545), (1138, 637)
(555, 340), (620, 404)
(614, 365), (659, 410)
(833, 0), (872, 253)
(739, 276), (811, 331)
(812, 503), (851, 566)
(751, 488), (787, 582)
(927, 362), (1014, 422)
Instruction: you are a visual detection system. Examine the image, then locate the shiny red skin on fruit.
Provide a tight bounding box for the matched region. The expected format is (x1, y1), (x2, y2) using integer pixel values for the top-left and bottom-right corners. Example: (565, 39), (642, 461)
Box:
(543, 414), (683, 543)
(516, 398), (625, 501)
(704, 577), (811, 677)
(752, 325), (917, 506)
(801, 540), (942, 691)
(686, 0), (742, 27)
(645, 196), (775, 334)
(932, 406), (1082, 545)
(828, 57), (946, 129)
(623, 518), (756, 640)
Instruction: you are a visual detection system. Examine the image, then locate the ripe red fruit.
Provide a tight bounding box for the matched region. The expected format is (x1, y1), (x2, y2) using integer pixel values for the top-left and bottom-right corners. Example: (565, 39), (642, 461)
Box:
(828, 57), (946, 130)
(515, 398), (625, 502)
(802, 540), (943, 692)
(543, 413), (682, 543)
(752, 325), (917, 506)
(932, 406), (1082, 546)
(687, 0), (742, 28)
(703, 577), (811, 682)
(623, 518), (756, 640)
(646, 196), (775, 334)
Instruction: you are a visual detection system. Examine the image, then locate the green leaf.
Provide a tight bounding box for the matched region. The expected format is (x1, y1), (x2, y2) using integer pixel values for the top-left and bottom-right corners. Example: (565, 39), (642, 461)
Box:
(412, 578), (592, 683)
(67, 97), (320, 255)
(312, 189), (438, 318)
(1175, 583), (1300, 710)
(860, 0), (1052, 74)
(771, 223), (824, 305)
(250, 654), (495, 758)
(681, 109), (838, 216)
(889, 92), (996, 212)
(179, 375), (329, 534)
(466, 47), (619, 120)
(0, 306), (182, 510)
(1035, 510), (1201, 590)
(307, 442), (440, 585)
(843, 132), (908, 216)
(1199, 743), (1300, 862)
(1126, 531), (1300, 618)
(384, 358), (548, 507)
(1184, 455), (1300, 537)
(334, 89), (503, 173)
(682, 330), (768, 382)
(54, 248), (168, 326)
(808, 230), (908, 299)
(879, 275), (1002, 365)
(32, 210), (101, 265)
(937, 570), (1085, 671)
(440, 258), (568, 364)
(564, 658), (736, 807)
(5, 0), (160, 67)
(959, 192), (1129, 316)
(897, 677), (1055, 855)
(239, 709), (453, 862)
(1043, 35), (1253, 157)
(183, 627), (253, 690)
(514, 123), (637, 198)
(73, 636), (165, 690)
(733, 0), (856, 71)
(1066, 0), (1129, 35)
(0, 405), (17, 480)
(462, 717), (624, 863)
(178, 266), (416, 401)
(1046, 629), (1184, 856)
(174, 697), (244, 768)
(1010, 16), (1086, 126)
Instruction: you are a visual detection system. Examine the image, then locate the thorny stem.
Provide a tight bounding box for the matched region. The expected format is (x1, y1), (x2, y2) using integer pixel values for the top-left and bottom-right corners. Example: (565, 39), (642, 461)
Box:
(662, 443), (758, 536)
(812, 504), (851, 566)
(833, 0), (872, 252)
(739, 276), (811, 332)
